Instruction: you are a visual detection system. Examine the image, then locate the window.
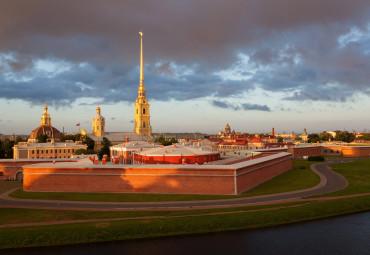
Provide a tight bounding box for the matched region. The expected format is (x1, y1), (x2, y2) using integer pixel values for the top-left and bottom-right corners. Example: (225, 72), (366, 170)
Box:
(46, 150), (48, 153)
(32, 151), (35, 154)
(143, 108), (146, 114)
(72, 149), (74, 153)
(143, 122), (146, 128)
(136, 109), (138, 114)
(41, 150), (44, 154)
(143, 100), (145, 103)
(97, 126), (99, 130)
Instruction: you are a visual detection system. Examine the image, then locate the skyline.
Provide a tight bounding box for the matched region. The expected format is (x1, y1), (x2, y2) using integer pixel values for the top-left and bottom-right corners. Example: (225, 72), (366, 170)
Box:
(1, 1), (370, 135)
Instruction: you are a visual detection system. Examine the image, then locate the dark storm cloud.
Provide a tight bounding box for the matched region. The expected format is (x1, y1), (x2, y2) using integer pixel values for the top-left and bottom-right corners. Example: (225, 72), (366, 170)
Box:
(0, 0), (370, 106)
(212, 100), (271, 112)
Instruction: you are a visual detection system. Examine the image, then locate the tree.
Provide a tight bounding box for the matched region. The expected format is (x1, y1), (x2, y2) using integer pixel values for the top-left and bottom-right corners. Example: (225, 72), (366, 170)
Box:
(155, 137), (178, 146)
(36, 134), (48, 143)
(74, 148), (96, 155)
(334, 131), (355, 143)
(319, 131), (333, 141)
(60, 133), (82, 142)
(0, 138), (15, 158)
(82, 135), (95, 150)
(308, 133), (320, 143)
(98, 137), (111, 160)
(277, 136), (283, 143)
(15, 136), (24, 144)
(358, 133), (370, 141)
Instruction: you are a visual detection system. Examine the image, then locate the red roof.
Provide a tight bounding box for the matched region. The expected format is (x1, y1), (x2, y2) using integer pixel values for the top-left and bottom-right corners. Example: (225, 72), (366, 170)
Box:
(249, 137), (263, 143)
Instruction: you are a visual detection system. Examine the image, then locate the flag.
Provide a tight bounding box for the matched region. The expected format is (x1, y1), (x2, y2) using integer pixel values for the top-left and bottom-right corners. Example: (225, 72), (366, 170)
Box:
(76, 123), (80, 127)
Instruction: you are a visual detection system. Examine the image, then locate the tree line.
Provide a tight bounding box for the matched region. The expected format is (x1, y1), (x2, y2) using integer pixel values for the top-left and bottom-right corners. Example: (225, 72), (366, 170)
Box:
(307, 131), (356, 143)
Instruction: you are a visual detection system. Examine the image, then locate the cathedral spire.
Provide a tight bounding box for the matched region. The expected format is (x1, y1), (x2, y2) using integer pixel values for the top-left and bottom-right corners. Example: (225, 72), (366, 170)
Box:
(139, 31), (144, 86)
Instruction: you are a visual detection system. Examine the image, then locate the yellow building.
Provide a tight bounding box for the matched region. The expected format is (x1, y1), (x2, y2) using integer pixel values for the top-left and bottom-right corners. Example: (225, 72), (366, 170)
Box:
(134, 31), (152, 137)
(92, 106), (105, 137)
(13, 140), (87, 159)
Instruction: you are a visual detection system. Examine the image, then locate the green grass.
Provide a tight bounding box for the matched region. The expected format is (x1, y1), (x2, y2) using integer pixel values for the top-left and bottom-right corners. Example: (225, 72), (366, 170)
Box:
(0, 201), (309, 225)
(1, 195), (370, 249)
(317, 158), (370, 197)
(0, 181), (22, 194)
(8, 160), (321, 202)
(240, 160), (320, 197)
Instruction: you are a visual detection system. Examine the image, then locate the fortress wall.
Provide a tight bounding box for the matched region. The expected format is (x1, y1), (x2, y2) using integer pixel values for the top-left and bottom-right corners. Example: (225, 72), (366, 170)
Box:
(235, 154), (292, 194)
(22, 153), (293, 195)
(341, 146), (370, 157)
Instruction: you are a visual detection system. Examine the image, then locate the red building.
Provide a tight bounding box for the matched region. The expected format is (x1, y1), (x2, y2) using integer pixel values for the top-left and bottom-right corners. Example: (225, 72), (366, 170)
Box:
(134, 144), (221, 164)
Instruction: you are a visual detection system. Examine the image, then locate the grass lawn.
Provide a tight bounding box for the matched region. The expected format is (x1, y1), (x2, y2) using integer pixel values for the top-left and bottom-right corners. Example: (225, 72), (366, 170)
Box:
(0, 181), (21, 194)
(0, 201), (309, 225)
(8, 160), (321, 202)
(317, 158), (370, 197)
(239, 160), (320, 197)
(1, 195), (370, 249)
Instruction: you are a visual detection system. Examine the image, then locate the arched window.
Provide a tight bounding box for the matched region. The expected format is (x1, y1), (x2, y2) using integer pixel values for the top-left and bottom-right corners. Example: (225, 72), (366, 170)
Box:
(136, 109), (138, 114)
(143, 122), (146, 128)
(143, 108), (146, 114)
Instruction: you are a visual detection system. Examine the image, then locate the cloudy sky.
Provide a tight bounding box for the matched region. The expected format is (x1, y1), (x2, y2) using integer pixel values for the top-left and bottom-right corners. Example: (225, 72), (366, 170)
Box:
(1, 0), (370, 135)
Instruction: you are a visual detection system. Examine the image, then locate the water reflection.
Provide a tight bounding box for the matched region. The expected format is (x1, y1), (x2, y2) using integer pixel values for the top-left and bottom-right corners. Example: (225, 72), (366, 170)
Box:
(3, 212), (370, 255)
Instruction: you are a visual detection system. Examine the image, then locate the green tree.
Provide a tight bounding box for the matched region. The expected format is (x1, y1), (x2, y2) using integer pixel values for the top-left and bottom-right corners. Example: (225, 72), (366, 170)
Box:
(98, 137), (111, 160)
(308, 133), (320, 143)
(319, 131), (333, 141)
(82, 135), (95, 150)
(36, 134), (48, 143)
(74, 148), (96, 155)
(15, 136), (24, 144)
(155, 137), (178, 146)
(277, 136), (283, 143)
(334, 131), (355, 143)
(358, 133), (370, 141)
(0, 138), (15, 158)
(60, 133), (82, 142)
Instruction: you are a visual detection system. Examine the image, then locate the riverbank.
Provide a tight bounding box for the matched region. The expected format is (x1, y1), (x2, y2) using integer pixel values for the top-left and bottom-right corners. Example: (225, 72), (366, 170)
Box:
(0, 158), (369, 249)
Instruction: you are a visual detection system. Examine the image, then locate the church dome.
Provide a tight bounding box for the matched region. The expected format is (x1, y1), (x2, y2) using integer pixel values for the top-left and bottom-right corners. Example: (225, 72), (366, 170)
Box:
(29, 126), (61, 140)
(29, 102), (61, 141)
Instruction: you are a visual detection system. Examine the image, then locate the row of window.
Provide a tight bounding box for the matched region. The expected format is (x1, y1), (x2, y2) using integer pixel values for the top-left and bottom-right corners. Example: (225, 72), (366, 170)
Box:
(31, 149), (75, 154)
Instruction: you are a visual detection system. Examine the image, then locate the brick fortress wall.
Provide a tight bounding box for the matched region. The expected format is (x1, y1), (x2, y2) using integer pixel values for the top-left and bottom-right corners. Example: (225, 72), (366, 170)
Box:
(23, 153), (292, 195)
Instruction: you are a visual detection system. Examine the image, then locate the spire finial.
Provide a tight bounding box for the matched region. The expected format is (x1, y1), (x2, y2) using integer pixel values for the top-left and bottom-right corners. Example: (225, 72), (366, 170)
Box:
(139, 31), (144, 85)
(44, 100), (48, 112)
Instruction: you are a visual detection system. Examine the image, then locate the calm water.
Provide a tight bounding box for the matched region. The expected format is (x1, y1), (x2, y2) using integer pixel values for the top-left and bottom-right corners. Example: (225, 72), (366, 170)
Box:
(3, 212), (370, 255)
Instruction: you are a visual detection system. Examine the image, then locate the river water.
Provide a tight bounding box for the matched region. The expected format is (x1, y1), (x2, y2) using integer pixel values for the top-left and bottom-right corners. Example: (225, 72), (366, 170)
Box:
(4, 212), (370, 255)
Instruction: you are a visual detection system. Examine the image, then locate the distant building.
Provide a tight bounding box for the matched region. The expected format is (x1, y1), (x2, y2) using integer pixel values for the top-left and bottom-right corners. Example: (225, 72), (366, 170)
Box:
(133, 144), (220, 165)
(92, 106), (105, 137)
(300, 128), (308, 141)
(13, 140), (87, 159)
(110, 139), (159, 164)
(28, 102), (61, 142)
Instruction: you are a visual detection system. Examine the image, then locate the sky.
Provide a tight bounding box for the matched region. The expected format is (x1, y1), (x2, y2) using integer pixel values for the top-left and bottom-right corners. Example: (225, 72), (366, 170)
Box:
(1, 0), (370, 135)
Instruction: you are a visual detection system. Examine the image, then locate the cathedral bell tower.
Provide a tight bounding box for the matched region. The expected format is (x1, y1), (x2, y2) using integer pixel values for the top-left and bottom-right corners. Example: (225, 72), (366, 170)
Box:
(92, 106), (105, 137)
(134, 31), (152, 137)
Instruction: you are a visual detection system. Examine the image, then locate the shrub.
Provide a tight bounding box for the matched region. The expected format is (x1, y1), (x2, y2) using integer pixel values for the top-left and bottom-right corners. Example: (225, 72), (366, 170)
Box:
(307, 156), (325, 161)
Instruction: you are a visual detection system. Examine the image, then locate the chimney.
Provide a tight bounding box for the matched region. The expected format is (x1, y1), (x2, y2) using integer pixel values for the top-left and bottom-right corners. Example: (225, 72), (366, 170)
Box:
(272, 127), (275, 137)
(126, 137), (129, 143)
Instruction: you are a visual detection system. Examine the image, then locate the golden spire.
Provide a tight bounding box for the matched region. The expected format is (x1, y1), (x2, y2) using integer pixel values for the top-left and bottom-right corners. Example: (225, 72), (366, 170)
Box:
(139, 31), (144, 86)
(44, 100), (48, 113)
